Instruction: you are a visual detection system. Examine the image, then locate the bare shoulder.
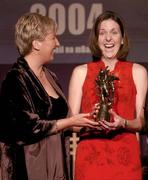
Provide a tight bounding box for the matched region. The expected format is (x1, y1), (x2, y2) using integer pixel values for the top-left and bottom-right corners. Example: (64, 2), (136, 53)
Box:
(72, 64), (87, 78)
(69, 64), (88, 88)
(133, 63), (148, 82)
(73, 64), (87, 73)
(133, 63), (147, 74)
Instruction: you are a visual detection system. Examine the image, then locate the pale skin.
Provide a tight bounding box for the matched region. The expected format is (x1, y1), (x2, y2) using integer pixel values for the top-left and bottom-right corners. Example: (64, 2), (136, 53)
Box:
(68, 19), (148, 132)
(24, 28), (98, 132)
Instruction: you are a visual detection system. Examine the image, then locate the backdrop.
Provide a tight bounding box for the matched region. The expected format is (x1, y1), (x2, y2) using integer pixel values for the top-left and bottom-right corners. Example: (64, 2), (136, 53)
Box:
(0, 0), (148, 64)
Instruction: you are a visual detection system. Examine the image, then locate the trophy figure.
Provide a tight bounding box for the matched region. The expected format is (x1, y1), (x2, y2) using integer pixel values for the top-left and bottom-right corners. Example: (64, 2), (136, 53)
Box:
(95, 66), (119, 122)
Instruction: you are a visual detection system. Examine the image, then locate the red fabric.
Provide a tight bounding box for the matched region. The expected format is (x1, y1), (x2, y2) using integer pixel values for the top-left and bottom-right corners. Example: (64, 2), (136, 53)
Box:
(75, 60), (142, 180)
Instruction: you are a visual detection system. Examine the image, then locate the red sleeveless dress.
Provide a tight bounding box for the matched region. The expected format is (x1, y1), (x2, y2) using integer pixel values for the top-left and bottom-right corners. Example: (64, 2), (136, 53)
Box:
(75, 60), (142, 180)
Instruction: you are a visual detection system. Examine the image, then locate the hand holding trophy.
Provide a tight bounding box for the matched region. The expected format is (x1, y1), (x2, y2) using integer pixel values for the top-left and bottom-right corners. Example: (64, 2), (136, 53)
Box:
(95, 66), (119, 122)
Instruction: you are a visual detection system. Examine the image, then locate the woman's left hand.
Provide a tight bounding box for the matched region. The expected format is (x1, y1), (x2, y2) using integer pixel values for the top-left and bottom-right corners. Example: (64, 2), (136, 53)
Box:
(98, 109), (125, 131)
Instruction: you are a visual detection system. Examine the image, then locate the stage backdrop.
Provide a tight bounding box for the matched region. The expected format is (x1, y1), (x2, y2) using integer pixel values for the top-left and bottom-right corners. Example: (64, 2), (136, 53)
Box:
(0, 0), (148, 64)
(0, 0), (148, 178)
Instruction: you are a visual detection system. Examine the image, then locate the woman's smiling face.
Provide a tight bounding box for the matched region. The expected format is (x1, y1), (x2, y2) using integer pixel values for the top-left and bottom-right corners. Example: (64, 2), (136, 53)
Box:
(98, 19), (123, 60)
(36, 30), (60, 64)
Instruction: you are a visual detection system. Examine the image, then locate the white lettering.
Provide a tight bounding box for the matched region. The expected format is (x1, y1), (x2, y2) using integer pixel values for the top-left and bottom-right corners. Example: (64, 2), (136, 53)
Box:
(48, 3), (66, 35)
(68, 3), (85, 35)
(30, 3), (103, 35)
(87, 4), (103, 29)
(30, 3), (46, 15)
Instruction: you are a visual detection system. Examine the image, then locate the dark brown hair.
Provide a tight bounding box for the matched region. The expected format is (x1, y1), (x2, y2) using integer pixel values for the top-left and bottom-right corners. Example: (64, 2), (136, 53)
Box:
(89, 11), (129, 61)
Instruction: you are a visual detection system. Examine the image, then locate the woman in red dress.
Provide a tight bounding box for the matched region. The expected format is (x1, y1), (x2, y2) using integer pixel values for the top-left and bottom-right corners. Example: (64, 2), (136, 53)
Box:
(68, 11), (148, 180)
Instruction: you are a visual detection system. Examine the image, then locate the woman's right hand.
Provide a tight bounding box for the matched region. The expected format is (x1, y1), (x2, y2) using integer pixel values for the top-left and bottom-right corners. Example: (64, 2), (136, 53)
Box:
(56, 113), (99, 133)
(69, 113), (99, 129)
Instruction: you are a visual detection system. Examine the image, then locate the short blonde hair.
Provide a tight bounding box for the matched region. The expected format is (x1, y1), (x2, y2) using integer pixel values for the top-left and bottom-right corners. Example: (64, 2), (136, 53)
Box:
(15, 12), (56, 56)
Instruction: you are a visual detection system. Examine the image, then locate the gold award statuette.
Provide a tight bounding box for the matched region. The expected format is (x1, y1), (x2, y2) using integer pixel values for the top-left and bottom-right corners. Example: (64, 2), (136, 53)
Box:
(95, 66), (119, 122)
